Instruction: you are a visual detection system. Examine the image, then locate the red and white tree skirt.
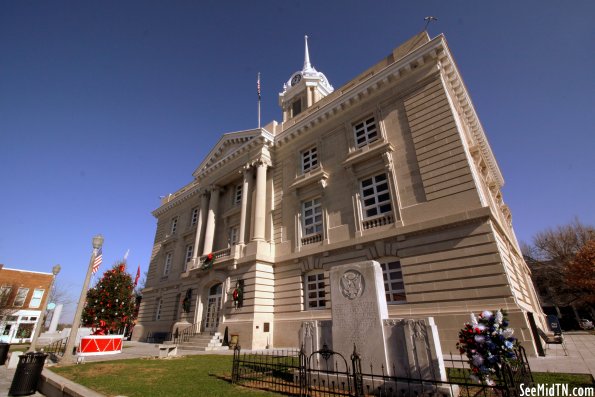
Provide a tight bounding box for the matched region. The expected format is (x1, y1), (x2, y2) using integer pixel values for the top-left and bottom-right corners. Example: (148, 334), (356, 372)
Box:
(78, 335), (124, 356)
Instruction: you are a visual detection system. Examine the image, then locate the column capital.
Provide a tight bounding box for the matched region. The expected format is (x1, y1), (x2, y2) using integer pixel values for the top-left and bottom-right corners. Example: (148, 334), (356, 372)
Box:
(207, 184), (223, 194)
(250, 157), (271, 168)
(240, 163), (253, 175)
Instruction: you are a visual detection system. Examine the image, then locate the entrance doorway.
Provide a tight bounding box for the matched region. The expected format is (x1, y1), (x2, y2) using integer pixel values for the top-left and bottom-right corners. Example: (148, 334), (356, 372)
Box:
(203, 283), (222, 332)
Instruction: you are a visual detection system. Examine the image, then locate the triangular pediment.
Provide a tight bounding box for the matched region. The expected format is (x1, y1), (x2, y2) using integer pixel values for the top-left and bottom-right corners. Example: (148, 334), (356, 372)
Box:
(192, 128), (270, 178)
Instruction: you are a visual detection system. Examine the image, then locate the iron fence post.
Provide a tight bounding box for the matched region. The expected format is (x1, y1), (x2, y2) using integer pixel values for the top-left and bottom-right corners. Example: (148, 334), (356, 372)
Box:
(351, 344), (364, 397)
(299, 345), (307, 397)
(231, 345), (241, 383)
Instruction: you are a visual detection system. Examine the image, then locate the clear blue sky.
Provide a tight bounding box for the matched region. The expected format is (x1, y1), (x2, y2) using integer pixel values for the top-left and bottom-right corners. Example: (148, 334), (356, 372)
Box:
(1, 1), (594, 321)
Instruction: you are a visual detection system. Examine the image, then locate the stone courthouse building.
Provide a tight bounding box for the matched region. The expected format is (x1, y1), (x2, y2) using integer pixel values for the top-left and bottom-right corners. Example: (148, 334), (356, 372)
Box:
(133, 32), (546, 356)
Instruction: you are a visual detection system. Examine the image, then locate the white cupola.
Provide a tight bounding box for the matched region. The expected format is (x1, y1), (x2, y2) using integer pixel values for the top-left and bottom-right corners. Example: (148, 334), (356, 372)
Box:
(279, 35), (334, 122)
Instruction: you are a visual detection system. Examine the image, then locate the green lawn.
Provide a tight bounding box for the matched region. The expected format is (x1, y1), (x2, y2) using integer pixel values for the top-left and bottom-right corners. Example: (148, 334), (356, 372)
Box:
(9, 343), (30, 352)
(51, 355), (282, 397)
(532, 372), (594, 389)
(51, 355), (594, 397)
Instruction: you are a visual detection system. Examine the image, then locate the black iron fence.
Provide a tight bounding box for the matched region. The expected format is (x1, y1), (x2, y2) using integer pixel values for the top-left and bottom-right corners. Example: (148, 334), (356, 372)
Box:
(231, 344), (533, 397)
(40, 337), (68, 358)
(173, 322), (198, 344)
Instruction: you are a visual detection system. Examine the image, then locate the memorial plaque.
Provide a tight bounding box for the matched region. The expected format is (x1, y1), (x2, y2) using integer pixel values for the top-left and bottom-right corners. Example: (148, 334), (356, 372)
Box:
(329, 261), (389, 371)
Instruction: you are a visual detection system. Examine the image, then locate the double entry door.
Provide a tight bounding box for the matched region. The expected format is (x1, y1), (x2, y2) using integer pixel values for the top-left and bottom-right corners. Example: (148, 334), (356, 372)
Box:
(203, 283), (222, 332)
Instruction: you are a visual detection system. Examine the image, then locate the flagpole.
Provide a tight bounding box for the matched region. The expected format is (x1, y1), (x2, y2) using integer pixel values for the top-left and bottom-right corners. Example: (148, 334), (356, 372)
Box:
(257, 72), (261, 129)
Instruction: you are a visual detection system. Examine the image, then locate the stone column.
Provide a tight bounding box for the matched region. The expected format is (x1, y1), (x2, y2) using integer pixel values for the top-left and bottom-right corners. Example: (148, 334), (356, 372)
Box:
(252, 161), (267, 242)
(192, 192), (209, 261)
(202, 186), (220, 255)
(238, 165), (252, 245)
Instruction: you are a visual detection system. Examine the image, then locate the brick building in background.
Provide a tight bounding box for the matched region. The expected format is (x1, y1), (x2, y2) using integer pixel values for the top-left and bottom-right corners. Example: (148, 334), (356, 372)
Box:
(0, 266), (53, 343)
(134, 32), (546, 356)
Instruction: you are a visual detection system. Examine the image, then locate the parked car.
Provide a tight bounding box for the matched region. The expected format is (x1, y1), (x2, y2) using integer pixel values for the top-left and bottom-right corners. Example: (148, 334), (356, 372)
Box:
(579, 319), (594, 330)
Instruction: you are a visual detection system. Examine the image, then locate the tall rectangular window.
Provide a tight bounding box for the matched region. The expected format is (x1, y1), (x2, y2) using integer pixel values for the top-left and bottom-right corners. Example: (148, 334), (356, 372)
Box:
(0, 286), (11, 306)
(183, 245), (194, 272)
(163, 252), (173, 276)
(234, 184), (243, 206)
(170, 216), (179, 235)
(229, 227), (239, 246)
(305, 272), (326, 309)
(155, 298), (163, 320)
(191, 208), (199, 226)
(301, 146), (318, 173)
(353, 116), (378, 148)
(381, 261), (406, 303)
(360, 173), (392, 219)
(302, 198), (322, 236)
(13, 288), (28, 307)
(29, 289), (45, 309)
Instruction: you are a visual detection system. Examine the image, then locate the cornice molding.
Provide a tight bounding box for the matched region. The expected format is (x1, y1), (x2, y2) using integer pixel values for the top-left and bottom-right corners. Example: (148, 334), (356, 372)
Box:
(436, 40), (504, 187)
(152, 182), (201, 217)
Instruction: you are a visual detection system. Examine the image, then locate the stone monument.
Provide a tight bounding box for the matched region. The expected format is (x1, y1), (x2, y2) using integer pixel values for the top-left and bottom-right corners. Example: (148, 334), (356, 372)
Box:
(300, 260), (447, 382)
(329, 261), (390, 372)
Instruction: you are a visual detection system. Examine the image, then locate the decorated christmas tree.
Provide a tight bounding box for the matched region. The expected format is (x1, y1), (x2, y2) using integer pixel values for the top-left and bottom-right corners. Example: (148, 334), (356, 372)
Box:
(82, 263), (137, 335)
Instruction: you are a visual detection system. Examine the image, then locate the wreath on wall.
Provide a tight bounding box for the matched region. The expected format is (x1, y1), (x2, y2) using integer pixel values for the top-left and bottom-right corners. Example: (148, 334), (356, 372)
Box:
(182, 288), (192, 313)
(201, 253), (215, 270)
(232, 280), (244, 309)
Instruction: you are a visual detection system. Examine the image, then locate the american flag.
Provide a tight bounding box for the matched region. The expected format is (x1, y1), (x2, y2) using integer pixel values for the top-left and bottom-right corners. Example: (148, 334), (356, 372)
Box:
(257, 73), (261, 100)
(92, 247), (103, 274)
(134, 265), (141, 287)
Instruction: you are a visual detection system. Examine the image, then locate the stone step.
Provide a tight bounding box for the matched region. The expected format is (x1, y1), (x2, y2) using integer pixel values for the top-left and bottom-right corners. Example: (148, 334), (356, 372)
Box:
(176, 332), (226, 351)
(178, 345), (229, 352)
(180, 336), (220, 342)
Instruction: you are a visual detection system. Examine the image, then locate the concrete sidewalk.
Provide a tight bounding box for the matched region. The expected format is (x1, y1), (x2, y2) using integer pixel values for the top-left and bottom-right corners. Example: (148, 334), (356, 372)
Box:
(527, 332), (595, 376)
(74, 341), (234, 364)
(0, 366), (44, 397)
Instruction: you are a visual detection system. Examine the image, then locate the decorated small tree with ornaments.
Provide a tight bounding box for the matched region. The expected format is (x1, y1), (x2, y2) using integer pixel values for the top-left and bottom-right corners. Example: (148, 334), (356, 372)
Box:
(82, 263), (136, 335)
(457, 309), (518, 385)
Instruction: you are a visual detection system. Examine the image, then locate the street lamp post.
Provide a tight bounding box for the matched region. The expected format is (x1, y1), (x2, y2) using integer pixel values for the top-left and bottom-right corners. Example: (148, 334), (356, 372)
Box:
(28, 264), (61, 352)
(61, 234), (104, 364)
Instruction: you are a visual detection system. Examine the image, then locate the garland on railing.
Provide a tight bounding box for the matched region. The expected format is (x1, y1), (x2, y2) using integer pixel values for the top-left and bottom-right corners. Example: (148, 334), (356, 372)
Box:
(201, 253), (215, 270)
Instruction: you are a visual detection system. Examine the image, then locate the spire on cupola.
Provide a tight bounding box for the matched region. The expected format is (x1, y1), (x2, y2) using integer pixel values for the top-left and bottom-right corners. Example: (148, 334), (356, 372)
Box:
(279, 35), (334, 122)
(303, 35), (312, 72)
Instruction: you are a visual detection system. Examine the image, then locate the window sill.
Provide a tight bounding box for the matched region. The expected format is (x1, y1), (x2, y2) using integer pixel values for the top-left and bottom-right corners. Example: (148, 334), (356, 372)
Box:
(362, 212), (395, 230)
(301, 233), (323, 246)
(222, 205), (241, 218)
(181, 227), (196, 238)
(162, 233), (178, 244)
(343, 140), (393, 169)
(289, 167), (329, 192)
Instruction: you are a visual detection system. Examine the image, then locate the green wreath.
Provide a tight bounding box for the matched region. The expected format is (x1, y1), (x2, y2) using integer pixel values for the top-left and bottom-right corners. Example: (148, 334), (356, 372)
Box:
(182, 288), (192, 313)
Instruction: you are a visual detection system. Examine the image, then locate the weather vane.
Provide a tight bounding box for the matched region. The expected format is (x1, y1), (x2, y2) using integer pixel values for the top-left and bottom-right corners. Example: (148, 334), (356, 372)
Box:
(424, 16), (438, 31)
